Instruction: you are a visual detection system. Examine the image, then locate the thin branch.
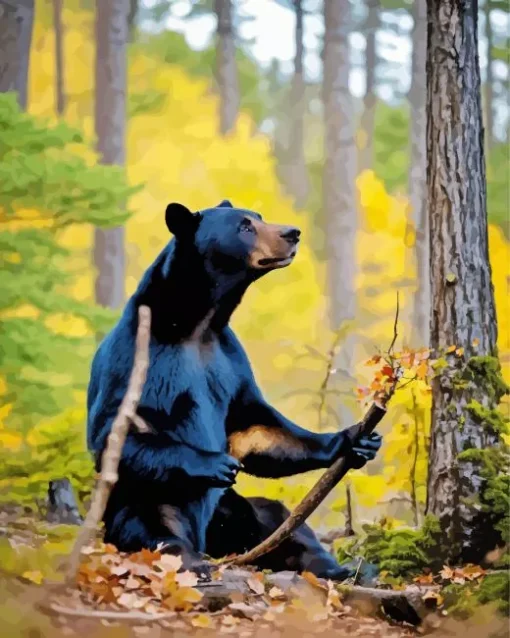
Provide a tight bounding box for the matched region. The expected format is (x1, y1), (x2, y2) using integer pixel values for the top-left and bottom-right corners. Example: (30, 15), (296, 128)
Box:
(387, 291), (400, 358)
(66, 305), (151, 582)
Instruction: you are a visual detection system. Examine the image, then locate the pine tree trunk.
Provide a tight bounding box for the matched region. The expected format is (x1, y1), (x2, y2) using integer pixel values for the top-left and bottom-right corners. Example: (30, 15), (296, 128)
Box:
(323, 0), (357, 338)
(483, 0), (494, 151)
(359, 0), (379, 172)
(426, 0), (500, 563)
(0, 0), (34, 109)
(94, 0), (128, 310)
(52, 0), (65, 116)
(408, 0), (428, 346)
(214, 0), (239, 136)
(283, 0), (309, 208)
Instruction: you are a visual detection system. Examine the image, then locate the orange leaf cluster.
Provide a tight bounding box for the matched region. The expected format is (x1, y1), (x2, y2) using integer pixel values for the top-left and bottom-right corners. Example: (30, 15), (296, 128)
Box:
(76, 543), (204, 613)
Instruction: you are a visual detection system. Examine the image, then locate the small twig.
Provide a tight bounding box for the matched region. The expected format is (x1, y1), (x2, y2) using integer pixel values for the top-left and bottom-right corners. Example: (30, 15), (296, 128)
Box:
(352, 557), (363, 586)
(387, 292), (400, 358)
(66, 306), (151, 582)
(46, 603), (176, 623)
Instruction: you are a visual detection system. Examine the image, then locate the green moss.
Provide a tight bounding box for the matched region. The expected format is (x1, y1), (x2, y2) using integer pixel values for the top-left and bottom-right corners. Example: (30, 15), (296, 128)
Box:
(477, 573), (510, 615)
(465, 400), (509, 436)
(463, 356), (509, 403)
(343, 515), (445, 578)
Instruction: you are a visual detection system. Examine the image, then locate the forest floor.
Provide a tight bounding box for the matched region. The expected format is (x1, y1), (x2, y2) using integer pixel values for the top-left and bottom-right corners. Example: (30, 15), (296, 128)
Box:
(0, 507), (507, 638)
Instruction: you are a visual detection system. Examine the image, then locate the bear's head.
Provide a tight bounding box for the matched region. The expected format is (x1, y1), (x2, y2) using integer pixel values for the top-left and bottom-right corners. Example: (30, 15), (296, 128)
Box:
(165, 200), (300, 278)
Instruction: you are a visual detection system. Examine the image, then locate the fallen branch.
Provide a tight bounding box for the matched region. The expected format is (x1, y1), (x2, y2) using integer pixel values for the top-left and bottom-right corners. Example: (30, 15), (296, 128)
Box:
(66, 305), (151, 582)
(46, 603), (176, 623)
(342, 584), (428, 625)
(228, 294), (402, 567)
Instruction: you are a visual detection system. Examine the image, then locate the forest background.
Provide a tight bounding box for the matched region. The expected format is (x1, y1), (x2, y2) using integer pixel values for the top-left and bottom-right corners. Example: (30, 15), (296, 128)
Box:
(0, 0), (509, 617)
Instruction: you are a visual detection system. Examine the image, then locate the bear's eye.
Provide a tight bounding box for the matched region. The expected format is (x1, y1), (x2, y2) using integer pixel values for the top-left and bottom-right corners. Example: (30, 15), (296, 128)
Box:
(239, 218), (254, 234)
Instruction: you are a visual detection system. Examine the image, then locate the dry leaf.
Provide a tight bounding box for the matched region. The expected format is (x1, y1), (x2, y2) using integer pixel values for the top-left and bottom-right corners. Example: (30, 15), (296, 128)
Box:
(125, 575), (141, 590)
(22, 570), (43, 585)
(268, 586), (285, 599)
(155, 554), (183, 573)
(191, 614), (213, 628)
(422, 590), (444, 607)
(247, 576), (265, 595)
(175, 570), (199, 587)
(302, 571), (327, 591)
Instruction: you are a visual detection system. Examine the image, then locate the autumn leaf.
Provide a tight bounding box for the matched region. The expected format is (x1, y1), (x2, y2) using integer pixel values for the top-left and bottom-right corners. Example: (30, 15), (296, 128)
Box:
(247, 575), (265, 595)
(455, 347), (464, 357)
(413, 573), (434, 585)
(439, 565), (454, 580)
(302, 571), (328, 592)
(472, 338), (480, 348)
(191, 614), (213, 628)
(268, 586), (286, 599)
(445, 345), (457, 354)
(154, 554), (183, 573)
(22, 570), (44, 585)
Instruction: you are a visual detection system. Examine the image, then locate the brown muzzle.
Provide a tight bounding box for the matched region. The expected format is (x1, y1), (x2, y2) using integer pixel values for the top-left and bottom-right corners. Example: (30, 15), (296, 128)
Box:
(248, 220), (301, 269)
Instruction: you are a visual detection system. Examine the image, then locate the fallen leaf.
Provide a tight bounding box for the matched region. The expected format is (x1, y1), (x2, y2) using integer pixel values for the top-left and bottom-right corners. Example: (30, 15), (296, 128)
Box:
(222, 615), (240, 626)
(191, 614), (213, 628)
(302, 571), (327, 591)
(125, 575), (141, 590)
(414, 573), (434, 585)
(155, 554), (183, 573)
(22, 570), (43, 585)
(268, 586), (285, 599)
(175, 570), (199, 587)
(247, 576), (265, 595)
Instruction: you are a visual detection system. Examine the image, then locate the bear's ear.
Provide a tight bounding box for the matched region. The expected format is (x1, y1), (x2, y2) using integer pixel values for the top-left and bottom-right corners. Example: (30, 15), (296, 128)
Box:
(217, 199), (233, 208)
(165, 203), (200, 238)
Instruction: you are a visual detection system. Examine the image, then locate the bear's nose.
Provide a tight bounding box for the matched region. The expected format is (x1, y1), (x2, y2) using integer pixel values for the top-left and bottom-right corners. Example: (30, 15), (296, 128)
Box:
(280, 227), (301, 245)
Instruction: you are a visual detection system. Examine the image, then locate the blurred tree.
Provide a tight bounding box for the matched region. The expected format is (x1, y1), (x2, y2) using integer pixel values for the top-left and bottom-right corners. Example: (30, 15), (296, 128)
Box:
(359, 0), (380, 172)
(274, 0), (310, 209)
(51, 0), (66, 116)
(0, 0), (34, 109)
(483, 0), (495, 151)
(426, 0), (506, 562)
(408, 0), (428, 346)
(214, 0), (240, 135)
(94, 0), (129, 310)
(322, 0), (357, 343)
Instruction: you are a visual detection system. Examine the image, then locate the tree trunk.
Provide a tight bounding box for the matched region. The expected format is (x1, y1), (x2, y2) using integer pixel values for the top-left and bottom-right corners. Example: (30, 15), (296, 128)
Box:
(281, 0), (310, 209)
(0, 0), (34, 109)
(52, 0), (65, 116)
(358, 0), (379, 172)
(323, 0), (357, 362)
(94, 0), (128, 310)
(408, 0), (428, 346)
(483, 0), (494, 151)
(214, 0), (239, 136)
(426, 0), (500, 563)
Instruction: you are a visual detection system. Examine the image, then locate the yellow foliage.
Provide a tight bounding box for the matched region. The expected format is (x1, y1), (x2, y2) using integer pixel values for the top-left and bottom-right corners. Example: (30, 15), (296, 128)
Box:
(7, 3), (507, 528)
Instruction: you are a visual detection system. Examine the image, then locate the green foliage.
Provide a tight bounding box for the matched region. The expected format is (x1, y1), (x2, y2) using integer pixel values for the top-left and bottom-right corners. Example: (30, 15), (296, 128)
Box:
(465, 400), (509, 436)
(343, 515), (444, 577)
(443, 572), (510, 619)
(0, 94), (134, 493)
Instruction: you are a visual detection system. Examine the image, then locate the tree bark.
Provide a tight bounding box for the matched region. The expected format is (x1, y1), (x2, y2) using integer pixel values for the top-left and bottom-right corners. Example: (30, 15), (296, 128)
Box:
(214, 0), (239, 136)
(426, 0), (499, 562)
(322, 0), (357, 376)
(281, 0), (309, 208)
(52, 0), (65, 116)
(408, 0), (428, 346)
(0, 0), (34, 109)
(94, 0), (128, 310)
(483, 0), (494, 151)
(359, 0), (379, 172)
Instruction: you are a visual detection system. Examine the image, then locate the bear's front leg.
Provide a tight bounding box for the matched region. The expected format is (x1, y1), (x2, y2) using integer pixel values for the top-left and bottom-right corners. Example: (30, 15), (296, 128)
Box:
(227, 385), (382, 478)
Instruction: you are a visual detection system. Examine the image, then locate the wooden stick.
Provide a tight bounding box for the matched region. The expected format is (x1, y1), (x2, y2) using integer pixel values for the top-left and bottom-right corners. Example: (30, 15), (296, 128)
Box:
(66, 305), (151, 582)
(228, 401), (388, 566)
(228, 294), (402, 567)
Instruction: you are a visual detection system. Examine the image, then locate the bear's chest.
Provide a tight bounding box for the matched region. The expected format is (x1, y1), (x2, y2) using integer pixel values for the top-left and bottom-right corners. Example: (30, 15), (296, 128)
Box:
(140, 339), (238, 451)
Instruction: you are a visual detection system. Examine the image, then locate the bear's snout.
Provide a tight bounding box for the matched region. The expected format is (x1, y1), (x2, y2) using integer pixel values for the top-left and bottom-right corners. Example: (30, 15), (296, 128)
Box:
(248, 221), (300, 270)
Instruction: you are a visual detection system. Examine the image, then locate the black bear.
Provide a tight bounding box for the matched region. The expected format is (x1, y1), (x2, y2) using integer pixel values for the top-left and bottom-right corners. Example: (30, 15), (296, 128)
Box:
(87, 200), (382, 580)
